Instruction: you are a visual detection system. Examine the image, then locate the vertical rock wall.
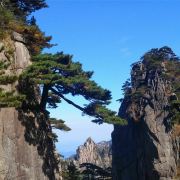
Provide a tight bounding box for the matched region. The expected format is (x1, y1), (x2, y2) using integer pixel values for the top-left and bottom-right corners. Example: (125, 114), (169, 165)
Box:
(0, 108), (48, 180)
(0, 33), (61, 179)
(112, 58), (179, 180)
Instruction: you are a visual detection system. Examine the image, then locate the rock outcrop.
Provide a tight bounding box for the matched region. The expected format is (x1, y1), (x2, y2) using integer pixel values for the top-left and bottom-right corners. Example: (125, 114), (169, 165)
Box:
(112, 47), (180, 180)
(69, 137), (112, 169)
(0, 33), (61, 179)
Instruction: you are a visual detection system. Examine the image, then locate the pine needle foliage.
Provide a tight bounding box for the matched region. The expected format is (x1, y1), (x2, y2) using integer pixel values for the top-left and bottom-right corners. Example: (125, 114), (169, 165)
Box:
(0, 0), (47, 18)
(49, 118), (71, 131)
(0, 56), (25, 108)
(21, 52), (126, 125)
(0, 75), (17, 84)
(0, 90), (25, 107)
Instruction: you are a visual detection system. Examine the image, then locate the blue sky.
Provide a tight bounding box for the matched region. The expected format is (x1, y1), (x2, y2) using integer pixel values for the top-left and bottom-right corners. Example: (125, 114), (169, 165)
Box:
(34, 0), (180, 157)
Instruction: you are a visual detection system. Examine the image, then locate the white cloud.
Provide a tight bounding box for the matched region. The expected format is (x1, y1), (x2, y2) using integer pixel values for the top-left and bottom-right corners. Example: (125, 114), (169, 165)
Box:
(120, 47), (131, 57)
(119, 36), (132, 44)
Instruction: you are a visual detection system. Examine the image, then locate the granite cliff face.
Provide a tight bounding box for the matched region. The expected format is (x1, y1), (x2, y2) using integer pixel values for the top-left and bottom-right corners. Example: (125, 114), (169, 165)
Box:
(112, 47), (180, 180)
(69, 137), (112, 169)
(0, 108), (49, 180)
(0, 33), (61, 179)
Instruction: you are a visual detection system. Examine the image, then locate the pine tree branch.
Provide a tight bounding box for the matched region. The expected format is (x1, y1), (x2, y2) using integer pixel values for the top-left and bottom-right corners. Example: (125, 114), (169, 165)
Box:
(50, 87), (85, 112)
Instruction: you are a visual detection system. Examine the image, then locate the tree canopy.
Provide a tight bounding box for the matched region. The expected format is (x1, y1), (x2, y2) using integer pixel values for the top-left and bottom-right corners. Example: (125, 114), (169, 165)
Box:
(1, 0), (47, 17)
(21, 52), (127, 126)
(80, 163), (112, 180)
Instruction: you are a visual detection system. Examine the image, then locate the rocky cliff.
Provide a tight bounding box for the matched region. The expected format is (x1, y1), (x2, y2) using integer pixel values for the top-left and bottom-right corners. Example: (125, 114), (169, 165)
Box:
(0, 33), (61, 179)
(112, 47), (180, 180)
(69, 137), (112, 169)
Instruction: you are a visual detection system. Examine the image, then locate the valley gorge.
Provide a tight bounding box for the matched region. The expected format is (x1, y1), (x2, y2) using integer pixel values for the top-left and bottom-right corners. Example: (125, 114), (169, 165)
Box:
(0, 33), (179, 180)
(0, 1), (180, 180)
(0, 34), (179, 180)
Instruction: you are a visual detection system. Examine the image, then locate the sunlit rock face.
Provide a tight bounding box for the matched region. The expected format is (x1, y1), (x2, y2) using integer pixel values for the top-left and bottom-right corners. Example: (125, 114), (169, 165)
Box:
(13, 31), (31, 75)
(69, 137), (112, 169)
(0, 108), (49, 180)
(0, 33), (62, 180)
(112, 52), (179, 180)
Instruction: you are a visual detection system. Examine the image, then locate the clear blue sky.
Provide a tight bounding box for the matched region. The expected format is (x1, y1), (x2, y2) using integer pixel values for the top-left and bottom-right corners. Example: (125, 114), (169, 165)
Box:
(34, 0), (180, 157)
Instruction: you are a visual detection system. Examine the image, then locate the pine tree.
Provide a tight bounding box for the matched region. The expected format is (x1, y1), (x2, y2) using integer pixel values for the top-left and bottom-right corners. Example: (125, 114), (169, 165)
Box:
(0, 0), (127, 127)
(80, 163), (112, 180)
(66, 162), (81, 180)
(20, 52), (127, 126)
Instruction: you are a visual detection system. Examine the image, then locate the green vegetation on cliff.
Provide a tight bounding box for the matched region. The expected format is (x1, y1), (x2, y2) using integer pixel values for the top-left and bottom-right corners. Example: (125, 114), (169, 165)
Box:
(121, 46), (180, 125)
(0, 0), (52, 54)
(143, 47), (180, 125)
(0, 0), (51, 107)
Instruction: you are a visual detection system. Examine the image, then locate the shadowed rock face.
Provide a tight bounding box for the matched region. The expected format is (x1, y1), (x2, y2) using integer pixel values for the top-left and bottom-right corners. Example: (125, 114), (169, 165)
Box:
(112, 56), (179, 180)
(0, 33), (62, 180)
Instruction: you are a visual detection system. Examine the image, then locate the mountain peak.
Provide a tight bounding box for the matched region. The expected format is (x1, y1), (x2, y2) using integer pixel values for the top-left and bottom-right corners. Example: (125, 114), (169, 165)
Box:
(85, 137), (95, 144)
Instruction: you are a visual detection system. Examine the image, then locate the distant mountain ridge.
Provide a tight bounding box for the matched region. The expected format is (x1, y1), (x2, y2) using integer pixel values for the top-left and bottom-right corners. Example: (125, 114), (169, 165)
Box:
(68, 137), (112, 169)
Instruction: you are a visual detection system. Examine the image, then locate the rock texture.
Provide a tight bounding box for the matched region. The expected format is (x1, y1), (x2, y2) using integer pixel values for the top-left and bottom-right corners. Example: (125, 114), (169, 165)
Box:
(0, 33), (61, 179)
(69, 137), (112, 169)
(0, 108), (48, 180)
(112, 49), (179, 180)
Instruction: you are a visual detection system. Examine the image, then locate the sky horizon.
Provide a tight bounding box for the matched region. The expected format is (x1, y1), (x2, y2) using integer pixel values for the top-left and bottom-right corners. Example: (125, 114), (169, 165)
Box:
(34, 0), (180, 157)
